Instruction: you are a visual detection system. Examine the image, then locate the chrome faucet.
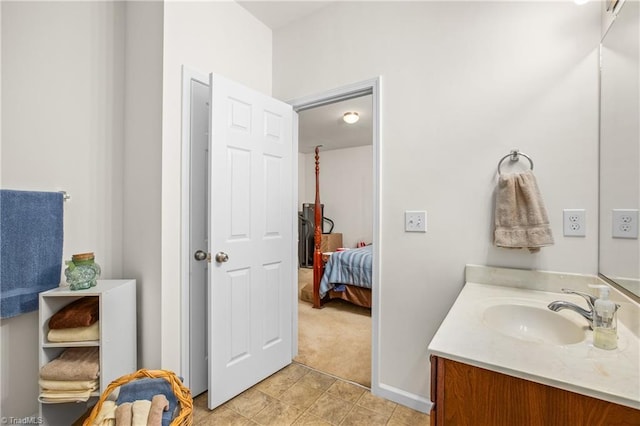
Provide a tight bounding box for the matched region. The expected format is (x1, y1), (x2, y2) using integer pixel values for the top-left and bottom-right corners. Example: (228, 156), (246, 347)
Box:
(547, 289), (597, 329)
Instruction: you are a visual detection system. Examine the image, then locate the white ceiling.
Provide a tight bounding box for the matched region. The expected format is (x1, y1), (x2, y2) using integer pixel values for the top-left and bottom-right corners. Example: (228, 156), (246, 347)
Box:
(237, 1), (333, 30)
(298, 95), (373, 154)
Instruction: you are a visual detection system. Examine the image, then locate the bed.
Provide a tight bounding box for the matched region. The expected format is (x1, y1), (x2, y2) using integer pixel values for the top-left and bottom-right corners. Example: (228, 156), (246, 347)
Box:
(311, 146), (372, 308)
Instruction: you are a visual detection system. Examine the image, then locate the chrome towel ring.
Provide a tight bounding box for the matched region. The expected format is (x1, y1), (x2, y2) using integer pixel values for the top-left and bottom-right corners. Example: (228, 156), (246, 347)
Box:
(497, 149), (534, 175)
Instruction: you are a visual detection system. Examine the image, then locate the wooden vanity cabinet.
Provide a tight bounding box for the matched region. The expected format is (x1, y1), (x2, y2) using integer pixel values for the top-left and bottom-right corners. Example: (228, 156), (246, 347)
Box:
(430, 355), (640, 426)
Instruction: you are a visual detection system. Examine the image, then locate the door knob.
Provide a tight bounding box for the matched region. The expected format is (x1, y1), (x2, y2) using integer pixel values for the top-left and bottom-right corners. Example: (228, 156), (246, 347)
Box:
(194, 250), (208, 261)
(215, 252), (229, 263)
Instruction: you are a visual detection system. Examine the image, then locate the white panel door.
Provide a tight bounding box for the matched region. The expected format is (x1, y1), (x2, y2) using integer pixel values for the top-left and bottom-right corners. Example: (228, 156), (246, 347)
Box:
(208, 73), (293, 409)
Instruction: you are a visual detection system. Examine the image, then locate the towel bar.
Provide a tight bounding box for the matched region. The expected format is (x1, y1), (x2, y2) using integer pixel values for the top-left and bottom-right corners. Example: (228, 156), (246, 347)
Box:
(497, 149), (534, 175)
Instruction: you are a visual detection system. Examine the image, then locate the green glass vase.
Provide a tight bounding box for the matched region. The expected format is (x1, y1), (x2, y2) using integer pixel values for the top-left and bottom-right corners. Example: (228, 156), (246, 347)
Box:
(64, 252), (101, 290)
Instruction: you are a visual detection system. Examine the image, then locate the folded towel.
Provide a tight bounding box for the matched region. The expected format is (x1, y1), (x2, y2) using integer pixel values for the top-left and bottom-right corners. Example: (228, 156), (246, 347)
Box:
(47, 321), (99, 342)
(0, 190), (64, 319)
(93, 400), (116, 426)
(147, 394), (169, 426)
(116, 378), (179, 426)
(494, 170), (554, 253)
(39, 396), (94, 404)
(48, 296), (99, 329)
(38, 388), (95, 403)
(39, 378), (99, 391)
(115, 402), (132, 425)
(39, 347), (100, 381)
(132, 400), (152, 426)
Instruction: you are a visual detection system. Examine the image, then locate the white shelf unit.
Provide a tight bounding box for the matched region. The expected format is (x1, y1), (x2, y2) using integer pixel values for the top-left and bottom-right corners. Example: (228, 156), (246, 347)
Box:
(38, 279), (136, 425)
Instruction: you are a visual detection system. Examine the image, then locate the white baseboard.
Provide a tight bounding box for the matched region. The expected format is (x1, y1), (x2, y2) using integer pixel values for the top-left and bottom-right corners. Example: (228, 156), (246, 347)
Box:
(372, 382), (432, 414)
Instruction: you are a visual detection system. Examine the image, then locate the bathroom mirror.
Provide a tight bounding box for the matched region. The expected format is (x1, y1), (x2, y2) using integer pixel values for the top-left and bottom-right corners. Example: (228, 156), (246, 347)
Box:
(599, 0), (640, 298)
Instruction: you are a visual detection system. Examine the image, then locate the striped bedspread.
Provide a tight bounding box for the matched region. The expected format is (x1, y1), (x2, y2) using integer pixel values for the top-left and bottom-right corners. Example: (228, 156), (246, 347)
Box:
(320, 245), (373, 298)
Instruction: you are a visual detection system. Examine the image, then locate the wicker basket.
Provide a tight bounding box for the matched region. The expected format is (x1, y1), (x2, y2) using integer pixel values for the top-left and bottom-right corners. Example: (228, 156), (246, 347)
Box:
(82, 369), (193, 426)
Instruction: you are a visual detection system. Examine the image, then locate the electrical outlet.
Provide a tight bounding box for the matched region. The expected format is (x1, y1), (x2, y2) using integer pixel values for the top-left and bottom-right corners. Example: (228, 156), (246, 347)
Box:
(405, 211), (426, 232)
(612, 209), (639, 239)
(563, 209), (586, 237)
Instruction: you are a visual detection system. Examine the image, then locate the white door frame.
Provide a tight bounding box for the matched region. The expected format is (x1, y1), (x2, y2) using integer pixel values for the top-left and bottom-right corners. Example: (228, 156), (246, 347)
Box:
(288, 76), (382, 396)
(180, 65), (210, 387)
(180, 72), (382, 397)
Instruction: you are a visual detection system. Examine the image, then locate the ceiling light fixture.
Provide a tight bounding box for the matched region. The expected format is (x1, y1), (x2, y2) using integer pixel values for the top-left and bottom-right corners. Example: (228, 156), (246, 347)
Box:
(343, 112), (359, 124)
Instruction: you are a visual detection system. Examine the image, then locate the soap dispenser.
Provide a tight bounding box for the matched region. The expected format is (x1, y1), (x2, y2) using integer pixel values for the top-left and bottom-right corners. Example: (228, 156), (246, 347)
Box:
(589, 284), (619, 350)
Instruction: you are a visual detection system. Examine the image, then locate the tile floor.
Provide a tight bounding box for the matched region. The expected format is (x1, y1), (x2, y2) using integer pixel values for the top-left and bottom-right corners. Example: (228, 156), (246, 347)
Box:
(193, 362), (430, 425)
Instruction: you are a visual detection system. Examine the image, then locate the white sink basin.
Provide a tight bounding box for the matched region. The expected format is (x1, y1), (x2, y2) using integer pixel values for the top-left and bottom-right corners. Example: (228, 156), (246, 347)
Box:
(482, 304), (587, 345)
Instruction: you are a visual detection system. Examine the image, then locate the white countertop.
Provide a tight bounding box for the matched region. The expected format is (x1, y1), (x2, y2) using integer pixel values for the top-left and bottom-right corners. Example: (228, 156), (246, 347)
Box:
(427, 267), (640, 410)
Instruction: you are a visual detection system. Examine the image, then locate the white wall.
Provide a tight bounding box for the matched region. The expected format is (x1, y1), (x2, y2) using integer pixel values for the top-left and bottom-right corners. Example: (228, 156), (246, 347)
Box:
(0, 1), (125, 418)
(302, 146), (373, 248)
(274, 1), (601, 408)
(122, 0), (164, 370)
(160, 1), (272, 371)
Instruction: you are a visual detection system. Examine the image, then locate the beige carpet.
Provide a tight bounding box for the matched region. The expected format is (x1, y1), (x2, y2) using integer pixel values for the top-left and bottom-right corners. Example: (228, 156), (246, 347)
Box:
(295, 268), (372, 388)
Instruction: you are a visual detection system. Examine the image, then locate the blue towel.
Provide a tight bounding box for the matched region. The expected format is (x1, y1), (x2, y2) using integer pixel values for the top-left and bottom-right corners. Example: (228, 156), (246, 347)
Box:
(116, 377), (180, 426)
(1, 190), (64, 319)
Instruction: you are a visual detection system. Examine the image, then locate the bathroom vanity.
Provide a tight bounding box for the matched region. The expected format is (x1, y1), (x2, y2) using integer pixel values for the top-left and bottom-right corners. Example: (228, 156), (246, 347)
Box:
(430, 357), (638, 425)
(428, 266), (640, 426)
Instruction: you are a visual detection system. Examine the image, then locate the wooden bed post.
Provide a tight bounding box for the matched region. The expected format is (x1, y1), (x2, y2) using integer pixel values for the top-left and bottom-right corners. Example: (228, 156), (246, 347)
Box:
(312, 145), (323, 309)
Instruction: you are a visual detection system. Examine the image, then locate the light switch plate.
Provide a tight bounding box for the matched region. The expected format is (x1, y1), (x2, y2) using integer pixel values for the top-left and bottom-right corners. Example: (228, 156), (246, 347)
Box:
(405, 211), (426, 232)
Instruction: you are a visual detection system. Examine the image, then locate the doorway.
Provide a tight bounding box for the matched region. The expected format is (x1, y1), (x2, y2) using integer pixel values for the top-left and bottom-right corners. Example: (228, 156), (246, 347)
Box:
(289, 77), (381, 392)
(294, 94), (374, 387)
(181, 74), (381, 399)
(181, 70), (295, 407)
